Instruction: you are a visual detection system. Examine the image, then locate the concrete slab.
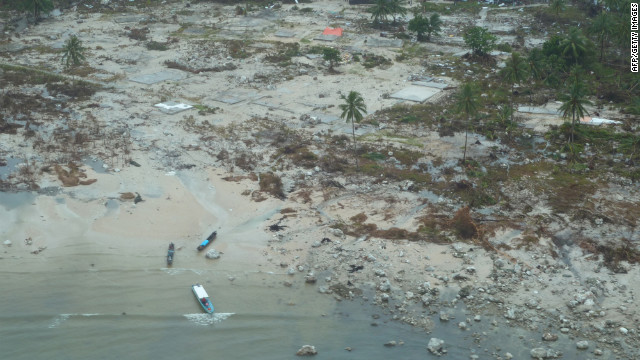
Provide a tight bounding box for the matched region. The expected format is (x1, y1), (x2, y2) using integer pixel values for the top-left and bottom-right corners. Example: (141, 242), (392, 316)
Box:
(413, 81), (448, 89)
(517, 106), (561, 116)
(212, 91), (263, 105)
(252, 100), (294, 113)
(310, 112), (340, 123)
(364, 36), (403, 48)
(114, 15), (147, 23)
(390, 86), (440, 103)
(275, 30), (296, 38)
(129, 70), (188, 85)
(0, 43), (27, 53)
(314, 34), (339, 42)
(183, 27), (207, 35)
(154, 101), (194, 115)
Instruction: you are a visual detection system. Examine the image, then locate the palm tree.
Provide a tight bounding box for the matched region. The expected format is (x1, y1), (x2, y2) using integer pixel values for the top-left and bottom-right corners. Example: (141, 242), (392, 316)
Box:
(589, 12), (614, 61)
(339, 91), (367, 170)
(426, 13), (442, 41)
(455, 83), (479, 163)
(500, 52), (528, 122)
(61, 35), (86, 68)
(370, 0), (392, 27)
(560, 27), (589, 66)
(527, 49), (545, 103)
(21, 0), (54, 21)
(549, 0), (565, 16)
(559, 75), (591, 143)
(389, 0), (407, 24)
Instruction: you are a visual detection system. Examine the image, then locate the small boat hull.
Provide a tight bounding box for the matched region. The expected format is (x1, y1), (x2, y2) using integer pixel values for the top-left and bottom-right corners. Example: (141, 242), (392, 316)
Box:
(197, 231), (217, 251)
(167, 243), (175, 266)
(192, 284), (214, 314)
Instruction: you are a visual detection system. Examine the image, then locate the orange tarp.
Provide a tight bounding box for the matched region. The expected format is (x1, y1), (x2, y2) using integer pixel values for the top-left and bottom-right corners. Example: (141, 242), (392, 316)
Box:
(322, 27), (343, 36)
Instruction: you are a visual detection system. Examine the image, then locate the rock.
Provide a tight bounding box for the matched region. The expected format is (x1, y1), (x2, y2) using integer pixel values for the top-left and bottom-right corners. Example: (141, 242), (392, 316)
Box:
(542, 332), (558, 341)
(473, 315), (481, 322)
(205, 249), (220, 259)
(384, 340), (396, 347)
(374, 269), (386, 277)
(505, 308), (516, 320)
(439, 312), (449, 322)
(494, 259), (506, 268)
(380, 293), (390, 302)
(287, 268), (296, 275)
(330, 228), (345, 239)
(576, 341), (589, 350)
(458, 321), (467, 330)
(504, 352), (513, 359)
(3, 240), (11, 246)
(305, 273), (317, 284)
(427, 338), (445, 355)
(421, 294), (432, 306)
(594, 349), (603, 356)
(296, 345), (317, 356)
(619, 327), (628, 335)
(345, 347), (352, 351)
(311, 241), (321, 248)
(560, 327), (570, 333)
(378, 279), (391, 292)
(530, 348), (548, 359)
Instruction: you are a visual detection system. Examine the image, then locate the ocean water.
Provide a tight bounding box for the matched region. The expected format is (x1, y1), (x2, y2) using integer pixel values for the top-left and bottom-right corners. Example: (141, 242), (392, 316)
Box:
(0, 190), (623, 360)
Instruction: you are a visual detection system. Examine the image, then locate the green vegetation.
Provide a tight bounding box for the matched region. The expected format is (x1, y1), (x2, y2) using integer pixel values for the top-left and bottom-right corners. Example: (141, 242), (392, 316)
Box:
(61, 35), (86, 68)
(322, 47), (340, 70)
(339, 91), (367, 170)
(408, 13), (441, 42)
(455, 83), (479, 163)
(463, 26), (497, 57)
(500, 52), (528, 123)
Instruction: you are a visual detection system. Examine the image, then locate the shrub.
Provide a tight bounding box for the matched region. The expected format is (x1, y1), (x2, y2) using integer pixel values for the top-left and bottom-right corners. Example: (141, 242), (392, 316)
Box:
(259, 172), (285, 199)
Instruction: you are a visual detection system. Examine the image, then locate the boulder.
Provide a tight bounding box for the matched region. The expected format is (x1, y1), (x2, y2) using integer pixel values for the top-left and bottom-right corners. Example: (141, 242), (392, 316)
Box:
(576, 341), (589, 350)
(427, 338), (445, 355)
(205, 249), (220, 259)
(296, 345), (317, 356)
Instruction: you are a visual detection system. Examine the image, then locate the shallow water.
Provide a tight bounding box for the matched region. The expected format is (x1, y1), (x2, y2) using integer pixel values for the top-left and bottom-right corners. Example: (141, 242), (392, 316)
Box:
(0, 185), (625, 360)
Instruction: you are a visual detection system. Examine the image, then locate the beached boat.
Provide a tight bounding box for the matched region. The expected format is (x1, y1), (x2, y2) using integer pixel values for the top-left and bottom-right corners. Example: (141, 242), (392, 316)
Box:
(167, 243), (175, 266)
(197, 231), (217, 251)
(192, 284), (214, 314)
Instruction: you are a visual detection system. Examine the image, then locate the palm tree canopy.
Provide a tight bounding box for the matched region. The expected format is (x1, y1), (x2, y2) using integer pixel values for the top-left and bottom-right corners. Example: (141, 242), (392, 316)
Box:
(558, 81), (592, 122)
(62, 35), (86, 67)
(455, 83), (479, 118)
(501, 52), (529, 86)
(560, 27), (589, 65)
(339, 91), (367, 124)
(589, 12), (614, 39)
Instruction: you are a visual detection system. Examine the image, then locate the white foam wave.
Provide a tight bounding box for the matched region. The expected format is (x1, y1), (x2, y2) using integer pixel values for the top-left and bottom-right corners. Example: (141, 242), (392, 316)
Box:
(48, 313), (101, 328)
(161, 268), (205, 276)
(183, 313), (234, 326)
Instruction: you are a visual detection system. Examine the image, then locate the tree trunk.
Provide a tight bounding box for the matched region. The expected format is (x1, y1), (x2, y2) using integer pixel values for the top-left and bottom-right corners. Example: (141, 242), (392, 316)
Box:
(510, 83), (514, 124)
(599, 36), (604, 62)
(463, 116), (469, 163)
(352, 120), (359, 170)
(571, 112), (575, 143)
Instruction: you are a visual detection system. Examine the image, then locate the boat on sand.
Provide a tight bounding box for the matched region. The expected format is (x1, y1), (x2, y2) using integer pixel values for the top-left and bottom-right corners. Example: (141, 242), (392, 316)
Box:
(167, 243), (175, 266)
(197, 231), (217, 251)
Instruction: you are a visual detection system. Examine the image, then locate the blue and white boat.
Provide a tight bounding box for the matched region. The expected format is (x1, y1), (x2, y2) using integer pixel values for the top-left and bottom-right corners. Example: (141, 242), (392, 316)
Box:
(197, 231), (217, 251)
(192, 284), (214, 314)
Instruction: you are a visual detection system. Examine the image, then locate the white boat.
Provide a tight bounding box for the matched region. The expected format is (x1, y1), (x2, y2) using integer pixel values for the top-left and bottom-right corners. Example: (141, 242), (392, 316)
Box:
(192, 284), (214, 314)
